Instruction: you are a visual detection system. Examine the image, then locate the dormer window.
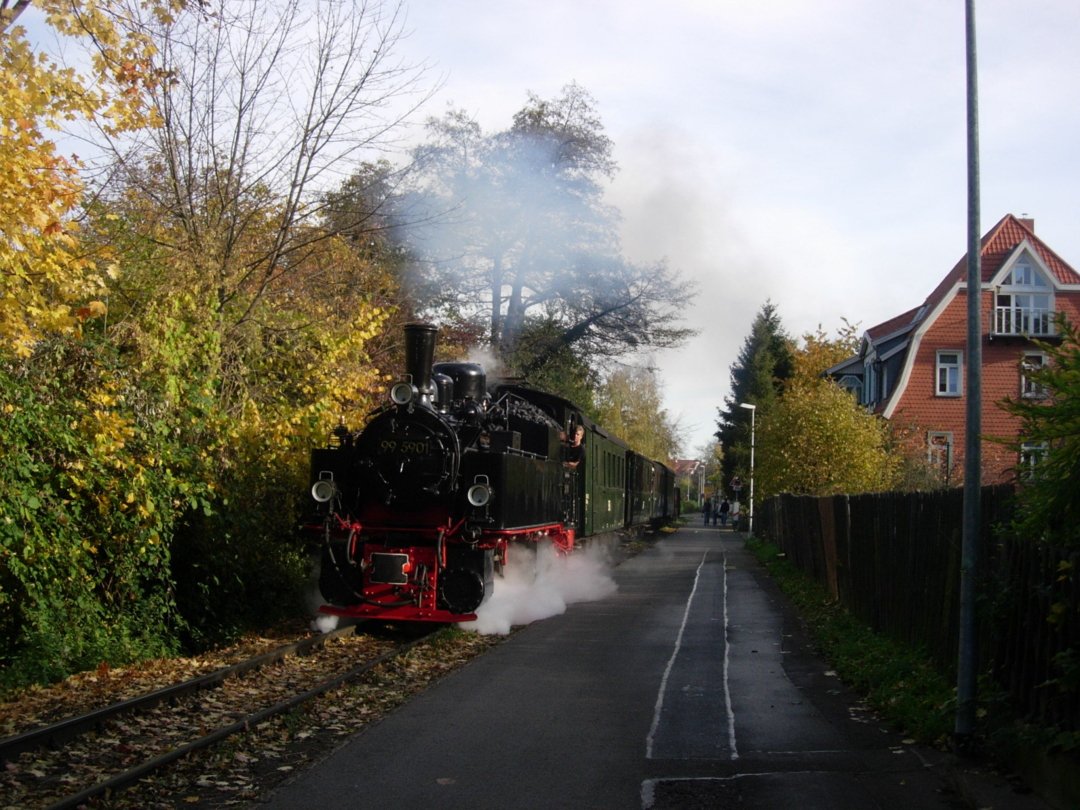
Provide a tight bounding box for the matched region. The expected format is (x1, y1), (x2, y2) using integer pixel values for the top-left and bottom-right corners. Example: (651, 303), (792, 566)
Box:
(1006, 259), (1048, 288)
(994, 254), (1055, 336)
(837, 374), (863, 401)
(862, 358), (874, 404)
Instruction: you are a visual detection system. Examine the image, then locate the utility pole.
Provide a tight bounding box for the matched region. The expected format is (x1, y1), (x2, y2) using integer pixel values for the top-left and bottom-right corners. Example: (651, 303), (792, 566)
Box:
(956, 0), (982, 744)
(739, 402), (756, 537)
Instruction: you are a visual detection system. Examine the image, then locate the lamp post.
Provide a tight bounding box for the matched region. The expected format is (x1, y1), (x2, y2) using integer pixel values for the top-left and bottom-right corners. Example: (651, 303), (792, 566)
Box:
(739, 402), (756, 536)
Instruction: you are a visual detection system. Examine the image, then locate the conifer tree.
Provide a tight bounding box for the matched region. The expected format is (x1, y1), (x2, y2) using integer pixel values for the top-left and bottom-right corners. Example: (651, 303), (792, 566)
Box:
(1001, 316), (1080, 546)
(715, 301), (793, 489)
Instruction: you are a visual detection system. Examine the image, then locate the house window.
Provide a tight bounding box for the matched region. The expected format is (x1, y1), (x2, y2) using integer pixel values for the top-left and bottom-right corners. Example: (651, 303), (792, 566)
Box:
(928, 431), (953, 486)
(837, 374), (863, 401)
(936, 351), (962, 396)
(1021, 352), (1048, 399)
(1007, 260), (1048, 288)
(994, 257), (1055, 336)
(1019, 441), (1048, 479)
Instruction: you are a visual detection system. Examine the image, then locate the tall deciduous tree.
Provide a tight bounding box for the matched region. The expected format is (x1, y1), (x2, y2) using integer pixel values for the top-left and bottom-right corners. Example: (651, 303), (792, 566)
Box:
(504, 316), (600, 415)
(400, 82), (695, 374)
(88, 0), (428, 413)
(594, 364), (681, 462)
(71, 0), (431, 651)
(715, 301), (794, 487)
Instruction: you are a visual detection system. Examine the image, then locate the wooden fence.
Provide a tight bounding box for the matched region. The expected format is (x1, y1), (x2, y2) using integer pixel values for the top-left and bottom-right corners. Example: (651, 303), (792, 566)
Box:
(756, 486), (1079, 732)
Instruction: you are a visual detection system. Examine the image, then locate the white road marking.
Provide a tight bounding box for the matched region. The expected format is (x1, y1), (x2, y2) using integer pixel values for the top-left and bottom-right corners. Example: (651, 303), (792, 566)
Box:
(645, 547), (739, 762)
(722, 549), (738, 760)
(645, 551), (707, 759)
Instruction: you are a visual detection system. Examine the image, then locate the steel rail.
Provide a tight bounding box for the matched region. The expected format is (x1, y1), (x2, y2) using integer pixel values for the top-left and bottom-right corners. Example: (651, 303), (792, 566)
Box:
(44, 630), (433, 810)
(0, 624), (359, 764)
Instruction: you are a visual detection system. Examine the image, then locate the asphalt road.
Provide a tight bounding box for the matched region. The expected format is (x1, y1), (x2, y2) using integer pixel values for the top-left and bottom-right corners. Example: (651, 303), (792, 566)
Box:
(257, 527), (1020, 809)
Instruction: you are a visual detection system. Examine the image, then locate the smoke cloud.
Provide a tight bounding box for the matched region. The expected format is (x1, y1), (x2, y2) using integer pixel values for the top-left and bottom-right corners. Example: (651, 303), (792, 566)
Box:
(462, 539), (618, 635)
(312, 613), (341, 633)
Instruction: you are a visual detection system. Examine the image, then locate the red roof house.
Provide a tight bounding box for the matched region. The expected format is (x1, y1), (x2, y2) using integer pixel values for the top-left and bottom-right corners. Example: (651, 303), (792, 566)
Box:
(828, 214), (1080, 485)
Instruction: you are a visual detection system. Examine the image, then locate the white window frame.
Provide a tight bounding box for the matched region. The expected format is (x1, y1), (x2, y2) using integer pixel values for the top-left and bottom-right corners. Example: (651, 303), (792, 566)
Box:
(837, 374), (863, 401)
(993, 254), (1056, 336)
(1019, 440), (1049, 479)
(1007, 259), (1049, 288)
(864, 356), (877, 405)
(1020, 352), (1048, 399)
(936, 350), (963, 397)
(927, 431), (954, 485)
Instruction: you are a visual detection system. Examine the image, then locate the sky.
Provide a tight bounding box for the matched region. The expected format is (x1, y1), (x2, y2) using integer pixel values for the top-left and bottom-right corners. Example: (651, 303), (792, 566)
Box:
(386, 0), (1080, 457)
(21, 0), (1079, 458)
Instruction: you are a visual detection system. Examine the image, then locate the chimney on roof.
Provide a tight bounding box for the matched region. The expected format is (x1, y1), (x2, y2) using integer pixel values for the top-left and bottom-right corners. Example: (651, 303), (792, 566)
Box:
(1019, 214), (1034, 232)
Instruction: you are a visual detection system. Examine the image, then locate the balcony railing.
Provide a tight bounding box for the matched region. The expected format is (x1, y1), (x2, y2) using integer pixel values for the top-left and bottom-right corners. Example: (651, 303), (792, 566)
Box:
(993, 305), (1053, 336)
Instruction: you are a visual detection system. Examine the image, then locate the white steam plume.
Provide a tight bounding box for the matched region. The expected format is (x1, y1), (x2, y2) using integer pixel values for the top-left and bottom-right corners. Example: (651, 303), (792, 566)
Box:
(467, 345), (504, 379)
(462, 539), (618, 635)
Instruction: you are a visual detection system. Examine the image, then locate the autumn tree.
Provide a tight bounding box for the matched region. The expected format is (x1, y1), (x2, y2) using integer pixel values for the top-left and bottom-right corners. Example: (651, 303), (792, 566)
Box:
(82, 0), (428, 405)
(755, 323), (900, 499)
(698, 439), (724, 499)
(0, 0), (193, 687)
(79, 0), (435, 479)
(593, 364), (682, 462)
(0, 0), (177, 356)
(715, 301), (794, 487)
(399, 83), (695, 375)
(79, 0), (430, 506)
(71, 0), (437, 647)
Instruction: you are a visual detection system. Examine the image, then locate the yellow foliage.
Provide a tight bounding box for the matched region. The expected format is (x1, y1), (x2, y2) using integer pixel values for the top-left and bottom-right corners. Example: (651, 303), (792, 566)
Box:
(757, 376), (898, 498)
(594, 366), (680, 462)
(0, 1), (179, 355)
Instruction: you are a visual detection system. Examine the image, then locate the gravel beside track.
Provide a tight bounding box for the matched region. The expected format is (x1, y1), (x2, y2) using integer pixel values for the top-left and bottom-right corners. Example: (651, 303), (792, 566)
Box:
(0, 625), (501, 809)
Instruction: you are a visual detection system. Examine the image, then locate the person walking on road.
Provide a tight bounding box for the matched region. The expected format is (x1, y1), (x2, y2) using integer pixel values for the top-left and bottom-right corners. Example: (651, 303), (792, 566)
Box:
(702, 498), (712, 526)
(718, 498), (731, 528)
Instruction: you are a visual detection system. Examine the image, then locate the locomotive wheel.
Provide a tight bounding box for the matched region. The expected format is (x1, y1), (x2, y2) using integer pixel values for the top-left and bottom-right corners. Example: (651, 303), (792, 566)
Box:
(439, 568), (487, 614)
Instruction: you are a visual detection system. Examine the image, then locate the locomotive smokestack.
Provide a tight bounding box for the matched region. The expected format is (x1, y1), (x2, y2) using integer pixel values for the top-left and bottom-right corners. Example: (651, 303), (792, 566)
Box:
(403, 323), (438, 403)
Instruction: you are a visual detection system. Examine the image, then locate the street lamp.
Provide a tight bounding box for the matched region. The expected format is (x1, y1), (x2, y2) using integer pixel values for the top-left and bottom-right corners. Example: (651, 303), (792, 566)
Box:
(739, 402), (756, 536)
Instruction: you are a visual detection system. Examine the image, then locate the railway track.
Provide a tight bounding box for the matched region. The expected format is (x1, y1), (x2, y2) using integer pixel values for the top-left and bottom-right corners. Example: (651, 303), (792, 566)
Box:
(0, 625), (437, 809)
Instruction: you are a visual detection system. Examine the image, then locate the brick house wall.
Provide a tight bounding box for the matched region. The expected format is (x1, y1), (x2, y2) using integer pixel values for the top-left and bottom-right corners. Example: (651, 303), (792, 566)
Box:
(890, 289), (1080, 483)
(830, 214), (1080, 485)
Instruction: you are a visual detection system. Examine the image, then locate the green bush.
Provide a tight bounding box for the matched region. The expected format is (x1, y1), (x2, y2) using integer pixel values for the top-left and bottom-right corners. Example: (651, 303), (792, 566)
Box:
(171, 464), (311, 652)
(0, 339), (183, 692)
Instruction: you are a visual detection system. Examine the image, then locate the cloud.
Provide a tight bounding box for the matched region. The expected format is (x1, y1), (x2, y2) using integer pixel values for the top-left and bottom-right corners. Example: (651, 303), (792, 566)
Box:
(391, 0), (1080, 455)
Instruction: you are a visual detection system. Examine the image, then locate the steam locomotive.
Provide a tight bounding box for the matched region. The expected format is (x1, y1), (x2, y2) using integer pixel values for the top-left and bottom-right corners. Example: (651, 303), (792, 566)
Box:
(305, 323), (677, 623)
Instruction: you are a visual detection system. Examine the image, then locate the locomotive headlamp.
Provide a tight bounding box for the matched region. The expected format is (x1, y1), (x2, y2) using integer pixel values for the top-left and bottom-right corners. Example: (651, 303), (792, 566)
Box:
(467, 476), (492, 507)
(311, 477), (337, 503)
(390, 381), (417, 406)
